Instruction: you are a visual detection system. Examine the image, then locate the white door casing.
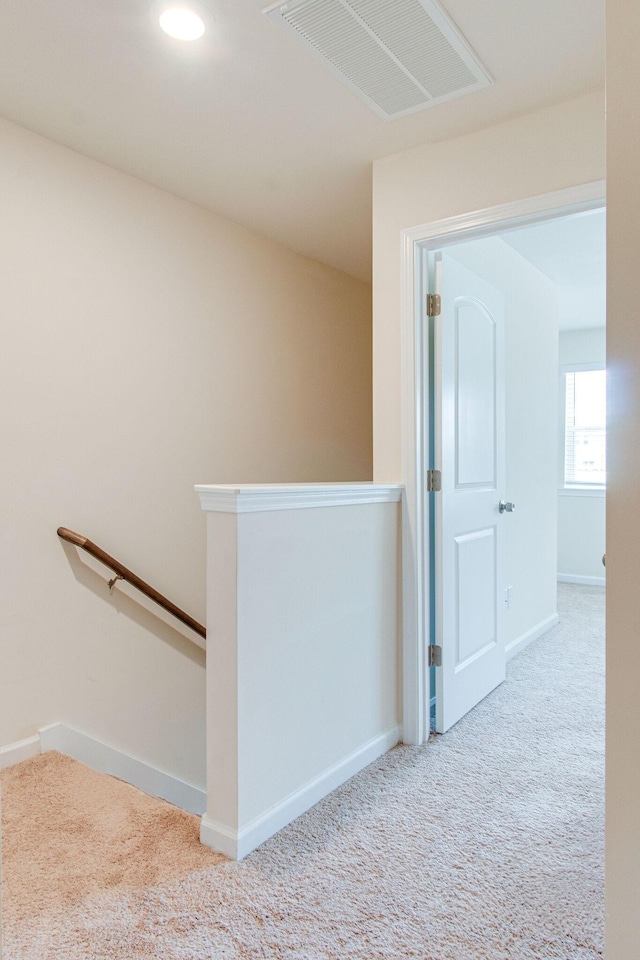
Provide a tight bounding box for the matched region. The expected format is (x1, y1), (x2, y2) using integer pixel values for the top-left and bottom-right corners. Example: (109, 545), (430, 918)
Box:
(399, 181), (605, 746)
(435, 254), (506, 732)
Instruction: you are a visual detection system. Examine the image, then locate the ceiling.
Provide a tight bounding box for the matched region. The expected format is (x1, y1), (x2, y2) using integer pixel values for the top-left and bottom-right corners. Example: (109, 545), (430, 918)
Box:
(502, 211), (606, 289)
(0, 0), (605, 281)
(501, 210), (606, 330)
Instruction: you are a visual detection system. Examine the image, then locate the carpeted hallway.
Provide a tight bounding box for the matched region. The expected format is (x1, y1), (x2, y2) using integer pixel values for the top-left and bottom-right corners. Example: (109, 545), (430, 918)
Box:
(1, 583), (604, 959)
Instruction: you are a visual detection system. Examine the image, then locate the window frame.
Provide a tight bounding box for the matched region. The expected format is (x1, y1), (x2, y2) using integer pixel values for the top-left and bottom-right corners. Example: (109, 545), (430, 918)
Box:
(560, 361), (606, 495)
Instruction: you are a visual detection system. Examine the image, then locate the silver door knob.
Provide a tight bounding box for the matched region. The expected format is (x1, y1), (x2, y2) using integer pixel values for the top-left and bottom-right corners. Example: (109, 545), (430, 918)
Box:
(499, 500), (515, 513)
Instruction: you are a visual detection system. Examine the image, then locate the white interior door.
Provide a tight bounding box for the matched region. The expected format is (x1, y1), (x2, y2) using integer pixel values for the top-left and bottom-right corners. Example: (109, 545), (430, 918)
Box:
(434, 252), (508, 733)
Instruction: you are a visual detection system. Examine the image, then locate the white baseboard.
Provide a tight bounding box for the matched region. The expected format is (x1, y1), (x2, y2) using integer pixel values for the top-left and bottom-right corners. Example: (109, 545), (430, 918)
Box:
(0, 734), (41, 771)
(558, 573), (606, 587)
(38, 723), (206, 816)
(201, 724), (402, 860)
(505, 613), (559, 662)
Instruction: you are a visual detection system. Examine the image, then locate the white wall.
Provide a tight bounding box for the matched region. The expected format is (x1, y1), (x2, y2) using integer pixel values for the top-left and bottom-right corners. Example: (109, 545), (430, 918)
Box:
(557, 328), (606, 584)
(0, 116), (373, 789)
(446, 237), (559, 651)
(558, 283), (606, 330)
(560, 327), (606, 367)
(606, 1), (640, 953)
(198, 485), (402, 858)
(557, 496), (606, 582)
(373, 89), (605, 482)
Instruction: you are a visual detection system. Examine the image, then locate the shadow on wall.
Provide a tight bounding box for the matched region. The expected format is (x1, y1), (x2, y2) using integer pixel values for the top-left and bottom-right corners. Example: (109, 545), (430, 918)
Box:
(57, 537), (206, 668)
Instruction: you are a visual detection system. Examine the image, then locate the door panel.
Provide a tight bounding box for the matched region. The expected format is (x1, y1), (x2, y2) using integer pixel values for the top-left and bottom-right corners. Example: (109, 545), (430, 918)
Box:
(455, 527), (497, 667)
(456, 300), (497, 486)
(434, 253), (506, 733)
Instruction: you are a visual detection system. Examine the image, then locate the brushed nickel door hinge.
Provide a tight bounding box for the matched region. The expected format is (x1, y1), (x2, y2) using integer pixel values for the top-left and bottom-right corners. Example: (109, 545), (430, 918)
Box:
(427, 293), (441, 317)
(428, 645), (442, 667)
(427, 469), (441, 492)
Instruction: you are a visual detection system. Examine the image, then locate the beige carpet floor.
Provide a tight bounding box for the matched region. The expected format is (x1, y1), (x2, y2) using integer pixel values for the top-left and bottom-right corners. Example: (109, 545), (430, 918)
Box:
(1, 583), (604, 959)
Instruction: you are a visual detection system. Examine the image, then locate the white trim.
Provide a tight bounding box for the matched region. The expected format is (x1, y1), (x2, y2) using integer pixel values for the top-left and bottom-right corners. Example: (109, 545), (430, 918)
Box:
(400, 180), (606, 745)
(200, 725), (402, 860)
(196, 482), (403, 514)
(402, 181), (606, 248)
(0, 734), (40, 770)
(505, 613), (559, 661)
(558, 574), (606, 587)
(559, 486), (605, 497)
(400, 238), (430, 746)
(38, 723), (206, 815)
(200, 817), (239, 859)
(561, 361), (605, 373)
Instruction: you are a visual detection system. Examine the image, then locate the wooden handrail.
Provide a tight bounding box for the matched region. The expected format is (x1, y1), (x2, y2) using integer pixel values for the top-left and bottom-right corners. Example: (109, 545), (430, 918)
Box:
(57, 527), (206, 640)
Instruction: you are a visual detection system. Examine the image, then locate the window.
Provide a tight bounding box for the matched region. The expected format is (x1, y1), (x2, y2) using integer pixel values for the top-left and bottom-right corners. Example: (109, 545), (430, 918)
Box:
(563, 367), (606, 487)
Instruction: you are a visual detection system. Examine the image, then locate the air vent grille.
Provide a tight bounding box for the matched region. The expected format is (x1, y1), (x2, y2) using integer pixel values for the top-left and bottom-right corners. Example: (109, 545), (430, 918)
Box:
(264, 0), (492, 120)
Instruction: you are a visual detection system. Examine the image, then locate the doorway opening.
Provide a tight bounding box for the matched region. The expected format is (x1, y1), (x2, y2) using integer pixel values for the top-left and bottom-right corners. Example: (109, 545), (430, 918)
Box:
(400, 182), (606, 745)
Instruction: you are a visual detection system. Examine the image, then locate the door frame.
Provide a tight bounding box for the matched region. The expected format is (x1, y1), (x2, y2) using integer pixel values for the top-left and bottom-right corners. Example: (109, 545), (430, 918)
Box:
(400, 180), (606, 746)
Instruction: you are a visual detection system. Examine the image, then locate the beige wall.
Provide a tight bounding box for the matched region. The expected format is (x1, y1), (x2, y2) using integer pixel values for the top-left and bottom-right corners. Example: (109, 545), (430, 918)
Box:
(606, 1), (640, 954)
(372, 89), (605, 481)
(370, 75), (640, 953)
(0, 116), (372, 787)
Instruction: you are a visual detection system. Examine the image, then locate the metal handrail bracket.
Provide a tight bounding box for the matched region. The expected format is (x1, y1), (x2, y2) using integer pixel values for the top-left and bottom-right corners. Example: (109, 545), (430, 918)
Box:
(57, 526), (206, 640)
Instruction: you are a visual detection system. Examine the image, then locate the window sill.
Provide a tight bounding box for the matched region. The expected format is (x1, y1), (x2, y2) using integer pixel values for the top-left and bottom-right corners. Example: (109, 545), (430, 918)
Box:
(558, 486), (605, 498)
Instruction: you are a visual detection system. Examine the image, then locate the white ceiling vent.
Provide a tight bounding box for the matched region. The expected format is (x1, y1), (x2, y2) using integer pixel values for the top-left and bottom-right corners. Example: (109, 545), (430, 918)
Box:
(263, 0), (492, 120)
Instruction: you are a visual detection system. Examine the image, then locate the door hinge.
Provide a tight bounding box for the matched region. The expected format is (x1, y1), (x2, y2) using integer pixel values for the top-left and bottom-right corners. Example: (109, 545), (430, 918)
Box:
(428, 644), (442, 667)
(427, 293), (441, 317)
(426, 469), (441, 492)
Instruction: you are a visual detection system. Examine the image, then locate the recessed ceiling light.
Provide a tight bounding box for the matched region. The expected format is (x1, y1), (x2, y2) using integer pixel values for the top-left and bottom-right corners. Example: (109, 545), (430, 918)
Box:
(159, 7), (205, 41)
